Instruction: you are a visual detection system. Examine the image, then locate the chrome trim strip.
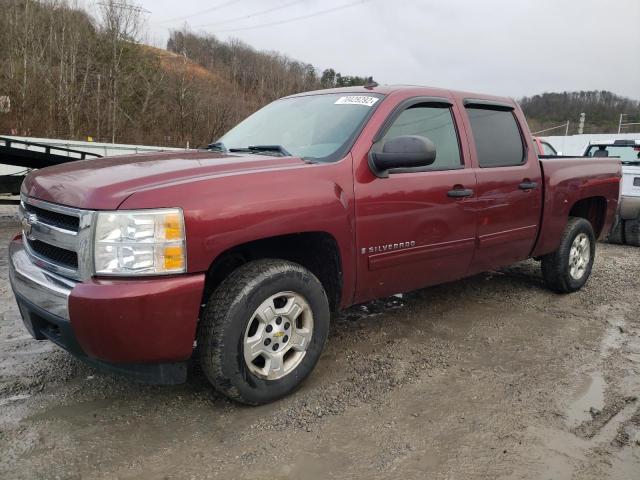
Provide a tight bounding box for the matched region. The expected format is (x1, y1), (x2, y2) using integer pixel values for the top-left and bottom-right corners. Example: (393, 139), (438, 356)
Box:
(22, 238), (79, 279)
(9, 238), (75, 320)
(28, 219), (78, 250)
(20, 193), (84, 218)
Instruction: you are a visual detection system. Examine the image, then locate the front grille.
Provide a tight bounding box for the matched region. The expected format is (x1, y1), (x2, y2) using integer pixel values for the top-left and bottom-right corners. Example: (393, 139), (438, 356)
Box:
(20, 195), (93, 280)
(24, 203), (80, 232)
(28, 239), (78, 269)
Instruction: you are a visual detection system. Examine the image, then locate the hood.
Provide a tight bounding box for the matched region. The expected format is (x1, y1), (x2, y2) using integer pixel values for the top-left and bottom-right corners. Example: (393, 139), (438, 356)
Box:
(22, 150), (309, 210)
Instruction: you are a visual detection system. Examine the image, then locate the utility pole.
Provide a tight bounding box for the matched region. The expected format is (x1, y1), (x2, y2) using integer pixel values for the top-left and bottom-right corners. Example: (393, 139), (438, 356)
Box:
(618, 113), (627, 134)
(578, 113), (586, 135)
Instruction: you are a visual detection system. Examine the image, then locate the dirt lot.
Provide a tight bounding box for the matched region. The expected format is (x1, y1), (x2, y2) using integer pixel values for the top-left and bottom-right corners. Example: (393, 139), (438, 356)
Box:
(0, 213), (639, 480)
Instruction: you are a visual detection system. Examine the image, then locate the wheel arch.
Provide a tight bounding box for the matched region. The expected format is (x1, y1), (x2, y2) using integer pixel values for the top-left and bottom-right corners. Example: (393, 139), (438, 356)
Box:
(568, 196), (607, 238)
(201, 231), (344, 312)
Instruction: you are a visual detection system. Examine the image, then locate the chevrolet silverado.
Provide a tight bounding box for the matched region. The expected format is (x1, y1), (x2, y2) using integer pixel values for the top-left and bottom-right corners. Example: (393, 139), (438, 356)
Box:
(10, 85), (621, 404)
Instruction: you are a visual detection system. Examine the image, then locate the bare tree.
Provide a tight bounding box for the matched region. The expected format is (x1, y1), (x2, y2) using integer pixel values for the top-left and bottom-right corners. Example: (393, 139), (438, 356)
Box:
(97, 0), (144, 143)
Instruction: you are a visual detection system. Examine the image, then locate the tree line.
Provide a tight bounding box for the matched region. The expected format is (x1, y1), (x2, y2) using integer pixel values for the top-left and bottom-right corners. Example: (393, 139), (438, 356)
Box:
(2, 1), (638, 148)
(520, 91), (640, 135)
(0, 0), (373, 147)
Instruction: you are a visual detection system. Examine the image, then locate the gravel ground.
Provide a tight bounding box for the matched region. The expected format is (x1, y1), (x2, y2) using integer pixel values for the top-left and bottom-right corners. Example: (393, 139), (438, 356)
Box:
(0, 213), (639, 480)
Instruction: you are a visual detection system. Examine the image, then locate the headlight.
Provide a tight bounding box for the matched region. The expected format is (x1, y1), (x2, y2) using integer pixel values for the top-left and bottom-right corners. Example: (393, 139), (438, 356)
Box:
(94, 208), (186, 275)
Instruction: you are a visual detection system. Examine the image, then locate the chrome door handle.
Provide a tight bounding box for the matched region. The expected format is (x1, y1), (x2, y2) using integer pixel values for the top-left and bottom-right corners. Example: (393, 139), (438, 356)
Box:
(447, 188), (474, 198)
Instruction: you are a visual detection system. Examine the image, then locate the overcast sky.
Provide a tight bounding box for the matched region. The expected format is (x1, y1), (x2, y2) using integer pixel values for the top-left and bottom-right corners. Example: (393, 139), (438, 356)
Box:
(129, 0), (639, 99)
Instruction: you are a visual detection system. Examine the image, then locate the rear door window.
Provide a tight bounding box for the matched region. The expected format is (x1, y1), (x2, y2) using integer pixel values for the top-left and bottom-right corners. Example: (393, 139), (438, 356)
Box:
(466, 108), (525, 167)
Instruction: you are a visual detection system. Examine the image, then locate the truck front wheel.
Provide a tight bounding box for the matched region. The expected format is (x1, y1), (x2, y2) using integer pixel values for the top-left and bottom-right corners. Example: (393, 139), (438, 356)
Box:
(198, 259), (330, 405)
(541, 217), (596, 293)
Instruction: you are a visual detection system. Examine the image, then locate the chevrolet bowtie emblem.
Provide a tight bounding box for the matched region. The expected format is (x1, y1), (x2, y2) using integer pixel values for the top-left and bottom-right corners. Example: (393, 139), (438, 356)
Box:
(21, 214), (35, 239)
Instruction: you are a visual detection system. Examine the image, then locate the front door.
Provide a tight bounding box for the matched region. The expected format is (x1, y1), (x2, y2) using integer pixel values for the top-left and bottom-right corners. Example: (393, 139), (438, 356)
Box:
(353, 98), (478, 303)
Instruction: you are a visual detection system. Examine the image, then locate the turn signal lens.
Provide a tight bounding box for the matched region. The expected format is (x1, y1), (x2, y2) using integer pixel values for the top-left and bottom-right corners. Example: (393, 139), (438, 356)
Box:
(163, 245), (185, 270)
(163, 213), (183, 241)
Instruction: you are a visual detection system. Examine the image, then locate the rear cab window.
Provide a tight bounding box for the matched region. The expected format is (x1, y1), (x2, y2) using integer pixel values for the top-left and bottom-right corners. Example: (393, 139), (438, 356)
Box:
(585, 145), (640, 163)
(465, 106), (525, 167)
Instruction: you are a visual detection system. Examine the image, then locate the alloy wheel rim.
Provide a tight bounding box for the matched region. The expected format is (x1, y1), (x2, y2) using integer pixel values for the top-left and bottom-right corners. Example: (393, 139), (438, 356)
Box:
(243, 291), (314, 380)
(569, 233), (590, 280)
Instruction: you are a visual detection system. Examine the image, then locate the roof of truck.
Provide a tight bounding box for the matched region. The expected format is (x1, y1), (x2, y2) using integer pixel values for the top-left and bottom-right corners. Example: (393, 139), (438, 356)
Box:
(285, 84), (516, 106)
(588, 139), (640, 146)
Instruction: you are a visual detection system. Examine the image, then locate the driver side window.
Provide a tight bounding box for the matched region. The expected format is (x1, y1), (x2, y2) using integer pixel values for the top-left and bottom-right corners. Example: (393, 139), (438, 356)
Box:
(382, 104), (462, 170)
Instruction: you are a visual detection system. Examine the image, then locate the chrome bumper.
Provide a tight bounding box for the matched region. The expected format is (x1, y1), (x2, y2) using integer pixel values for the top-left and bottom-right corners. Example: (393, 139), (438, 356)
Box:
(8, 237), (77, 320)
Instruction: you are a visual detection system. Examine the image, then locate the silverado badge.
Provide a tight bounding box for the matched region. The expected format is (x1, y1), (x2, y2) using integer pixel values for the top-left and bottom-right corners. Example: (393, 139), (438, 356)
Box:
(361, 241), (416, 255)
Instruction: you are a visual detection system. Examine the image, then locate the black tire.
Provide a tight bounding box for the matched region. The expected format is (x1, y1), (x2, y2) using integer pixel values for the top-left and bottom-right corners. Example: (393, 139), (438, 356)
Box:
(198, 259), (330, 405)
(541, 217), (596, 293)
(606, 217), (625, 244)
(624, 217), (640, 247)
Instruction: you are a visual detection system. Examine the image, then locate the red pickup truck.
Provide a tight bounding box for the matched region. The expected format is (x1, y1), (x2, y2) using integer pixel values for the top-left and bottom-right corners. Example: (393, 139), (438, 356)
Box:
(10, 86), (620, 404)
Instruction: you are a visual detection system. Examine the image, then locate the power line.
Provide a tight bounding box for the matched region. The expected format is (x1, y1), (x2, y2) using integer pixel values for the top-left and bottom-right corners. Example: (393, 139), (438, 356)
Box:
(154, 0), (241, 24)
(209, 0), (374, 34)
(192, 0), (308, 29)
(97, 1), (150, 14)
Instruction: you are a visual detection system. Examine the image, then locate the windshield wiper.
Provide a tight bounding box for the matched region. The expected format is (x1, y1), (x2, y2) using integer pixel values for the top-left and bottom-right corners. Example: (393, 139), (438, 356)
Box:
(229, 145), (292, 157)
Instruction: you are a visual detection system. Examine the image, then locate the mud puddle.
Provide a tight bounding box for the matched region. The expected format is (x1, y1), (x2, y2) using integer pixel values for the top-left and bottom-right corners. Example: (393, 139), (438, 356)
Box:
(566, 372), (606, 427)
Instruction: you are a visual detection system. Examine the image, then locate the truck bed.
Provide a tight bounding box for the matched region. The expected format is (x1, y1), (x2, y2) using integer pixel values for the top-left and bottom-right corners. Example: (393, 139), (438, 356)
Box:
(533, 157), (621, 257)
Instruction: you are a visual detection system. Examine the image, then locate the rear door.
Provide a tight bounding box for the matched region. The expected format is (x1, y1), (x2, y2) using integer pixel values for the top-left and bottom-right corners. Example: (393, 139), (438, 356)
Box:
(353, 97), (478, 303)
(461, 100), (543, 273)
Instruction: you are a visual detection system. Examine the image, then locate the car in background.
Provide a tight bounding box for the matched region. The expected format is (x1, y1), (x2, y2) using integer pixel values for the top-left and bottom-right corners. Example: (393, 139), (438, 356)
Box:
(584, 139), (640, 246)
(533, 136), (559, 156)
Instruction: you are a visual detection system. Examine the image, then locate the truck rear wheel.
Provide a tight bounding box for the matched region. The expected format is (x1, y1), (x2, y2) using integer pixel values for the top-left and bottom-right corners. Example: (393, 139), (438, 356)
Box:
(541, 217), (596, 293)
(624, 217), (640, 247)
(198, 259), (330, 405)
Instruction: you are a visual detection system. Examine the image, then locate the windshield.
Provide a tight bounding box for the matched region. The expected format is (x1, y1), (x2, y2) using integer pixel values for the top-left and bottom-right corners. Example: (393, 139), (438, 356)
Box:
(585, 144), (640, 162)
(216, 93), (383, 160)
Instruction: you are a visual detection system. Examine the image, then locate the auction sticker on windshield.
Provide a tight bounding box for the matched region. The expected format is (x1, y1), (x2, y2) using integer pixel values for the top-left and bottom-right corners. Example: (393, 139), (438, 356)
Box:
(334, 96), (379, 107)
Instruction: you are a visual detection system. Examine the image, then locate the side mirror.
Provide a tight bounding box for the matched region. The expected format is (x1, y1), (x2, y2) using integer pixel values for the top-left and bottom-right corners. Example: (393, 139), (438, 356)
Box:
(370, 135), (436, 177)
(556, 151), (563, 156)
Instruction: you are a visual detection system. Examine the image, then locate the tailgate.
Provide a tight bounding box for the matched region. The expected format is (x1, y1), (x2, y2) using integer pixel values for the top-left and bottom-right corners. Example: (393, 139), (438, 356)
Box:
(621, 165), (640, 198)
